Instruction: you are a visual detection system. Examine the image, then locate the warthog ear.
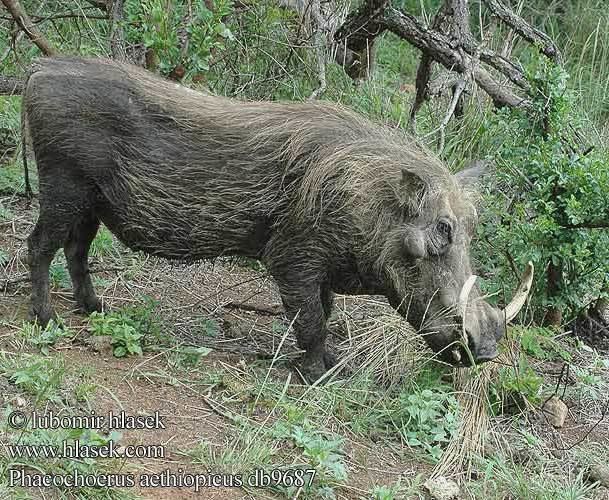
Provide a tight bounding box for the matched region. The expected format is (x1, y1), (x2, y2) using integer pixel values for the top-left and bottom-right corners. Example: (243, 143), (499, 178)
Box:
(398, 169), (426, 211)
(454, 160), (494, 189)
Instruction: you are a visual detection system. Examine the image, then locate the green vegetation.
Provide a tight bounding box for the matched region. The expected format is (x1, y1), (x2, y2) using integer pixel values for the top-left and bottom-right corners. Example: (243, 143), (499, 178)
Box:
(0, 353), (65, 404)
(17, 320), (69, 355)
(88, 297), (165, 357)
(475, 58), (609, 324)
(125, 0), (234, 77)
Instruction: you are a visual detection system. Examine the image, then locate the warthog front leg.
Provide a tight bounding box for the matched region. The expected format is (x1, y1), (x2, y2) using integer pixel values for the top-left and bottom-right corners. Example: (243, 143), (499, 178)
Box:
(267, 246), (335, 381)
(277, 280), (334, 382)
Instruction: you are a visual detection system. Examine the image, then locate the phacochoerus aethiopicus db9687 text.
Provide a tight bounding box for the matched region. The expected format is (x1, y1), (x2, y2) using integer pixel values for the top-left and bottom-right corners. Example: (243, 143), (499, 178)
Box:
(23, 57), (533, 381)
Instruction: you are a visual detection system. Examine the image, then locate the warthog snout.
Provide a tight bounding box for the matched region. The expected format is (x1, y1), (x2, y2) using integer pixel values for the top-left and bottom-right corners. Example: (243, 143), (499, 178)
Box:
(419, 262), (534, 366)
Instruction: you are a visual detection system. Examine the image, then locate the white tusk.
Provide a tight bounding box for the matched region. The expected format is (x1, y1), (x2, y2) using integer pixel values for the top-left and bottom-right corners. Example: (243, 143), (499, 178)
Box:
(503, 261), (535, 323)
(458, 274), (478, 318)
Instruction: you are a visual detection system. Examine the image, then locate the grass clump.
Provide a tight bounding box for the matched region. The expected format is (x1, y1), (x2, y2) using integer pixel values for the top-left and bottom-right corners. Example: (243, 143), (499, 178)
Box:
(18, 320), (69, 355)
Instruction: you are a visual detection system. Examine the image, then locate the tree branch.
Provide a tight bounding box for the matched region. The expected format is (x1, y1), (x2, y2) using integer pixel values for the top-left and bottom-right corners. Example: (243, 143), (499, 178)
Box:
(334, 0), (388, 79)
(309, 0), (328, 99)
(1, 0), (57, 56)
(409, 1), (451, 127)
(83, 0), (108, 11)
(383, 7), (528, 108)
(482, 0), (561, 63)
(563, 221), (609, 230)
(109, 0), (126, 61)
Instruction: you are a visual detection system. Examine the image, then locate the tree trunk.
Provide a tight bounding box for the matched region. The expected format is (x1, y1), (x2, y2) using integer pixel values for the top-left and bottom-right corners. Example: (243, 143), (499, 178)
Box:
(545, 261), (562, 327)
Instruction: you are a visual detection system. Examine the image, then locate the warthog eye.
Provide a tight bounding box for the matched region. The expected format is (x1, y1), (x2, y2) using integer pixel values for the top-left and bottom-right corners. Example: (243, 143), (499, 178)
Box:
(437, 219), (453, 243)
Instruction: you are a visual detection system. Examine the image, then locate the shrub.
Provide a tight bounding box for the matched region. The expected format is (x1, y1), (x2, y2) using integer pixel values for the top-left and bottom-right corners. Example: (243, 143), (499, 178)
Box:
(477, 57), (609, 325)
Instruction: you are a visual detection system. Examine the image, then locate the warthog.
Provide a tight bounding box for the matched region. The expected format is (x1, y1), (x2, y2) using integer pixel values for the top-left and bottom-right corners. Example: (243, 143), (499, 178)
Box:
(23, 57), (532, 380)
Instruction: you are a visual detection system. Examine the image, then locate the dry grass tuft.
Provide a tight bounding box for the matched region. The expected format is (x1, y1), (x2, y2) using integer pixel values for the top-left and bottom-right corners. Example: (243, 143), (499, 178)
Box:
(332, 297), (429, 385)
(432, 362), (498, 480)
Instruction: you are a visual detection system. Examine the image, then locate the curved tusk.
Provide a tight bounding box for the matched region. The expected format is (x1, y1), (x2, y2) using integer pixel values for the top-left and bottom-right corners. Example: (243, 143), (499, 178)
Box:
(458, 274), (478, 318)
(503, 261), (535, 323)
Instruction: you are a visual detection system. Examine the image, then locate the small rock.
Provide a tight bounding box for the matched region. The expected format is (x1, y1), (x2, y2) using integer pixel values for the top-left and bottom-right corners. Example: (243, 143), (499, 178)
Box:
(87, 335), (113, 356)
(542, 396), (568, 428)
(586, 464), (609, 488)
(15, 396), (27, 407)
(424, 476), (460, 500)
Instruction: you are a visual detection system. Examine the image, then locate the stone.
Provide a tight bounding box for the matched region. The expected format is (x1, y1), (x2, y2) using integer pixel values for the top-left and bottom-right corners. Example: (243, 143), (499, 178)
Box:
(423, 476), (460, 500)
(542, 396), (568, 428)
(87, 335), (113, 357)
(586, 464), (609, 488)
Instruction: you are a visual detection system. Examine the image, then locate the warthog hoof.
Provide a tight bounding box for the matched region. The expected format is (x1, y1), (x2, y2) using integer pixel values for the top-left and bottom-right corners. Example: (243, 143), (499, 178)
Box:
(76, 296), (103, 315)
(29, 305), (55, 328)
(300, 350), (339, 383)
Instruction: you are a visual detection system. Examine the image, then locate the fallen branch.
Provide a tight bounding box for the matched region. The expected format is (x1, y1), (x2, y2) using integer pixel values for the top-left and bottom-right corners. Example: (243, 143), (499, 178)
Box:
(334, 0), (550, 119)
(223, 301), (283, 316)
(1, 0), (57, 56)
(385, 7), (528, 109)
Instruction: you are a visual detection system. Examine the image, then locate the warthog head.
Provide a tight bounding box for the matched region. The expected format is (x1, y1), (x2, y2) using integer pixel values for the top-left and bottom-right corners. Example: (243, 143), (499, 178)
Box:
(376, 166), (533, 366)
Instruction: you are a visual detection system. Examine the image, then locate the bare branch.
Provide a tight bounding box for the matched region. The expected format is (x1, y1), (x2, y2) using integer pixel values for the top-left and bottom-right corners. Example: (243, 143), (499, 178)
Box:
(309, 0), (327, 99)
(482, 0), (562, 63)
(409, 1), (451, 127)
(563, 221), (609, 230)
(334, 0), (388, 79)
(84, 0), (108, 11)
(383, 7), (528, 109)
(1, 0), (57, 56)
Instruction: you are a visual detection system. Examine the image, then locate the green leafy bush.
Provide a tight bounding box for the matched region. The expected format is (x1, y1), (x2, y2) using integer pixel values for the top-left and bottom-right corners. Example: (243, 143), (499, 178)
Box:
(19, 320), (69, 355)
(125, 0), (234, 78)
(272, 420), (347, 499)
(511, 326), (572, 361)
(393, 386), (459, 461)
(491, 355), (544, 413)
(2, 355), (66, 403)
(477, 57), (609, 324)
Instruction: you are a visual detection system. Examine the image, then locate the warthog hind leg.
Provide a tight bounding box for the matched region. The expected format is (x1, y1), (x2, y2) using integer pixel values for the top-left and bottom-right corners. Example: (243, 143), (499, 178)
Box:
(64, 212), (102, 314)
(27, 218), (61, 326)
(27, 164), (96, 326)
